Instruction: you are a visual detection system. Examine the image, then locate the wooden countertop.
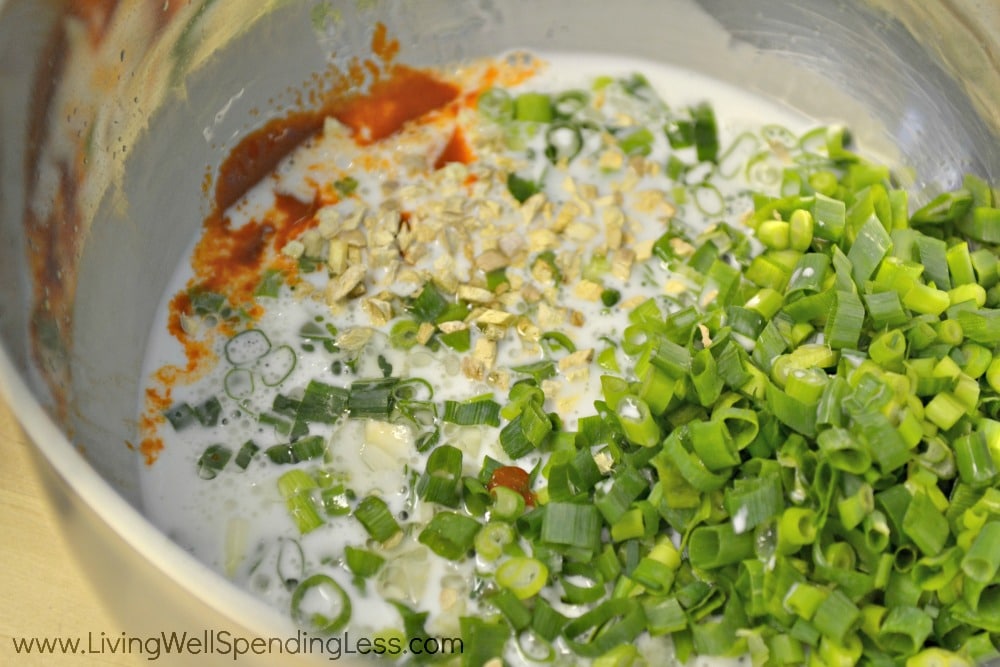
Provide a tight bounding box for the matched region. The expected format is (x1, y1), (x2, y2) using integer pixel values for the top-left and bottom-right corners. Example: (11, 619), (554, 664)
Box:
(0, 397), (142, 666)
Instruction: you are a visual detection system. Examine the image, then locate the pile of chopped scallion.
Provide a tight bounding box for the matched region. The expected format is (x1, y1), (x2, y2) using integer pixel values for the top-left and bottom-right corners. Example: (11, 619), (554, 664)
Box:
(439, 142), (1000, 664)
(170, 80), (1000, 664)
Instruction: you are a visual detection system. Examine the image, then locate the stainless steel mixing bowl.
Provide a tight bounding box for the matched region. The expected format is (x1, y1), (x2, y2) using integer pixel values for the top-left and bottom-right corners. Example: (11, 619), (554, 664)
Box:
(1, 1), (998, 664)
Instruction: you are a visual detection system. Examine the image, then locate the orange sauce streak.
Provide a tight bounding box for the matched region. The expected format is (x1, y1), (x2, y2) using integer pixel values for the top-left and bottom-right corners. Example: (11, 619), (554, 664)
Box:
(151, 341), (214, 387)
(214, 114), (326, 214)
(166, 290), (191, 341)
(192, 214), (275, 299)
(370, 22), (400, 63)
(137, 386), (172, 466)
(434, 126), (475, 169)
(144, 386), (173, 412)
(487, 466), (536, 507)
(332, 66), (459, 144)
(140, 438), (164, 466)
(271, 193), (320, 251)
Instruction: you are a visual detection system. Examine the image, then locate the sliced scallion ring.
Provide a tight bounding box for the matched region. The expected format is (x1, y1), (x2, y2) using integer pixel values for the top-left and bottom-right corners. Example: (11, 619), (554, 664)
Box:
(496, 556), (548, 600)
(476, 87), (513, 122)
(224, 367), (254, 402)
(553, 89), (589, 118)
(745, 149), (782, 187)
(794, 151), (832, 169)
(225, 329), (271, 366)
(290, 573), (351, 633)
(762, 123), (797, 149)
(544, 122), (583, 163)
(540, 330), (576, 355)
(255, 345), (296, 386)
(475, 522), (515, 561)
(560, 565), (605, 604)
(392, 376), (434, 402)
(717, 130), (760, 179)
(692, 182), (725, 216)
(388, 319), (420, 350)
(396, 399), (437, 427)
(798, 125), (829, 154)
(517, 629), (556, 663)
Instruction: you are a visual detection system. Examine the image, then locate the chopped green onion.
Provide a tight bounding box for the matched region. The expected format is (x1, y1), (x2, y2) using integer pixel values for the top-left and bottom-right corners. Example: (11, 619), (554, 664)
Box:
(488, 588), (531, 630)
(344, 545), (384, 580)
(541, 502), (601, 554)
(615, 395), (661, 448)
(418, 511), (480, 560)
(320, 483), (353, 517)
(196, 444), (231, 480)
(666, 119), (694, 149)
(878, 605), (933, 655)
(507, 172), (541, 204)
(163, 402), (197, 431)
(329, 175), (357, 196)
(460, 617), (508, 666)
(354, 496), (401, 543)
(416, 444), (463, 508)
(188, 397), (219, 428)
(347, 377), (398, 419)
(960, 521), (1000, 583)
(188, 288), (229, 317)
(277, 469), (324, 534)
(688, 523), (755, 568)
(443, 398), (501, 427)
(825, 290), (865, 350)
(911, 190), (973, 224)
(485, 268), (509, 292)
(563, 598), (646, 658)
(617, 126), (654, 156)
(514, 92), (553, 122)
(289, 435), (325, 462)
(691, 102), (719, 163)
(601, 288), (621, 307)
(254, 269), (284, 298)
(408, 283), (449, 323)
(540, 330), (576, 355)
(510, 360), (556, 383)
(500, 400), (552, 458)
(233, 440), (259, 470)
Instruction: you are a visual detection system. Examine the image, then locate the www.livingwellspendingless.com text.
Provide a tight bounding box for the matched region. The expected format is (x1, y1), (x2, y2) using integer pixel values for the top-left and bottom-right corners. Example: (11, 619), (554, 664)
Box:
(10, 629), (463, 661)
